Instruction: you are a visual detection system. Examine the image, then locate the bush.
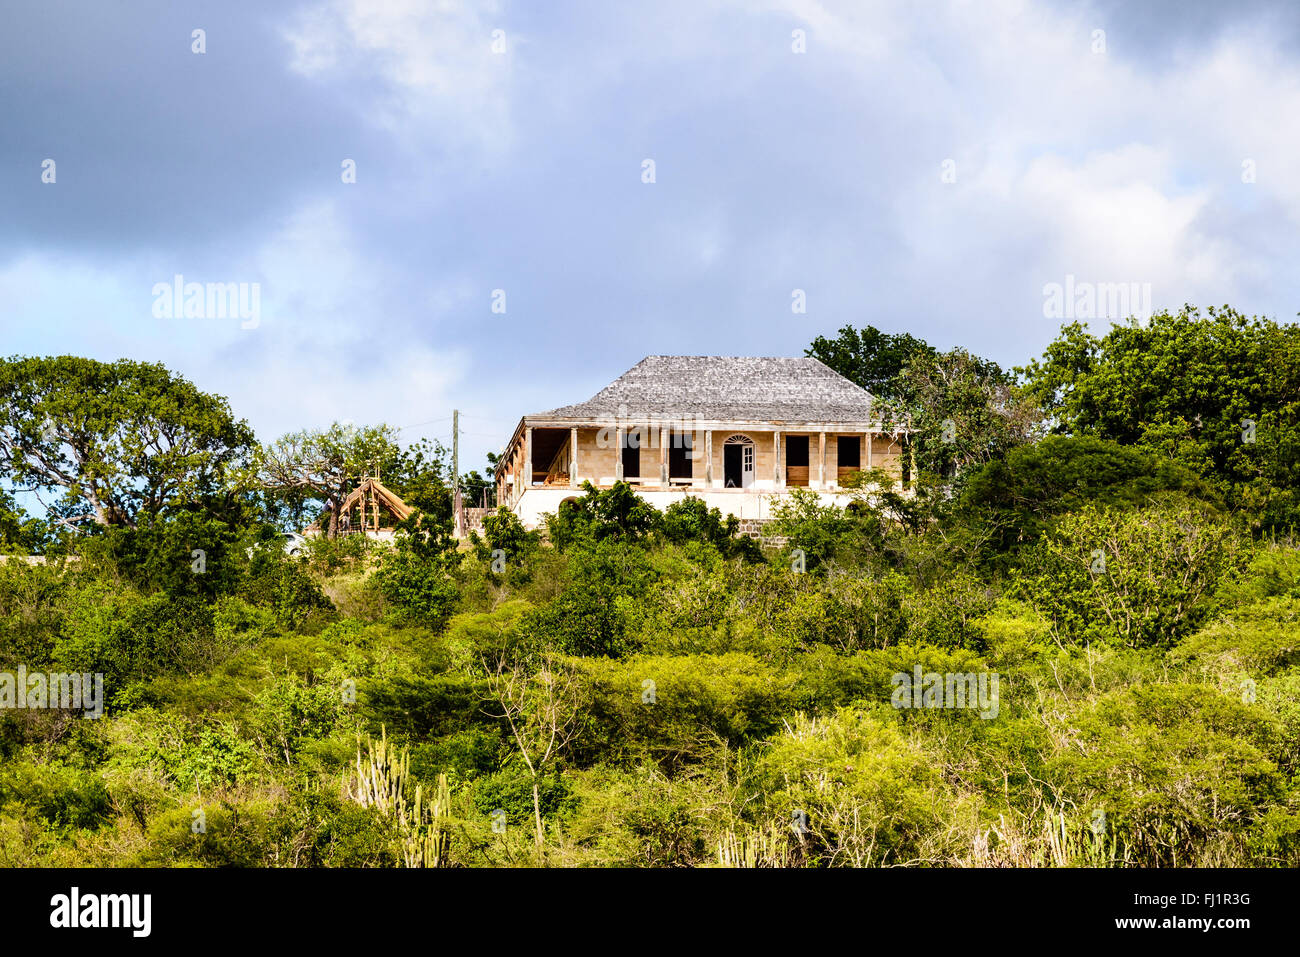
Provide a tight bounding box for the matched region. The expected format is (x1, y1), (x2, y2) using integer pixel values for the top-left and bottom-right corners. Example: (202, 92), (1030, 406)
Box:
(1012, 495), (1245, 648)
(373, 530), (460, 629)
(660, 496), (762, 561)
(545, 482), (660, 549)
(1047, 682), (1285, 866)
(747, 708), (963, 867)
(53, 585), (216, 706)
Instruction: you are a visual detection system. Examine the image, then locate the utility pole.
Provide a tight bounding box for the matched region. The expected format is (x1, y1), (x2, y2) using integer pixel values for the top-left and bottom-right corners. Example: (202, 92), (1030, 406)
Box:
(452, 409), (463, 538)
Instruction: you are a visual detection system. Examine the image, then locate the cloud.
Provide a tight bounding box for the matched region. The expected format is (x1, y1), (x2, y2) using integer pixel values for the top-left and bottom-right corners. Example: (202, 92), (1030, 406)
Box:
(283, 0), (516, 154)
(5, 0), (1300, 467)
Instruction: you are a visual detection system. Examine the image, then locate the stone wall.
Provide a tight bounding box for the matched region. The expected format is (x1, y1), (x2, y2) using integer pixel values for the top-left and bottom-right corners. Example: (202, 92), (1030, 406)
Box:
(463, 507), (491, 536)
(735, 517), (788, 547)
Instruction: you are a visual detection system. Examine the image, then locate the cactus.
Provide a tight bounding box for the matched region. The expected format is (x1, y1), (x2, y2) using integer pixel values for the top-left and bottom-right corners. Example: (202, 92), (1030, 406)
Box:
(716, 821), (793, 868)
(401, 774), (452, 869)
(345, 726), (452, 867)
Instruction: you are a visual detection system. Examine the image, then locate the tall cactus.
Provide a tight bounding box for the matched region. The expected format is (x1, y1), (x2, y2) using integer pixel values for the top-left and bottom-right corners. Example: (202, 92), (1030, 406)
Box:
(346, 726), (452, 868)
(716, 821), (793, 868)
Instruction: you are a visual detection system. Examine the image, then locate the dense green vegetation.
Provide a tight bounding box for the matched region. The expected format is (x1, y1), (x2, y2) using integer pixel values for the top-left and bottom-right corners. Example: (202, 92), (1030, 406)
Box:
(1, 307), (1298, 867)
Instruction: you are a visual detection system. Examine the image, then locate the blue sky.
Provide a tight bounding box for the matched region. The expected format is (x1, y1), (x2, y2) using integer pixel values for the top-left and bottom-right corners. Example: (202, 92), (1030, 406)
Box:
(4, 0), (1300, 474)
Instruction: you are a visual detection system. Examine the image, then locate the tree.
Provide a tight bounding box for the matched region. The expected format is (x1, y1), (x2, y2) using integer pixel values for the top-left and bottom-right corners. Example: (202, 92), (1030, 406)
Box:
(484, 652), (581, 853)
(460, 453), (498, 510)
(951, 435), (1215, 568)
(545, 481), (660, 549)
(0, 488), (49, 554)
(660, 496), (762, 561)
(1011, 495), (1245, 649)
(806, 325), (936, 399)
(258, 423), (401, 538)
(0, 356), (254, 529)
(884, 348), (1041, 482)
(1020, 306), (1300, 529)
(807, 331), (1040, 484)
(373, 513), (461, 628)
(475, 507), (539, 567)
(385, 437), (453, 522)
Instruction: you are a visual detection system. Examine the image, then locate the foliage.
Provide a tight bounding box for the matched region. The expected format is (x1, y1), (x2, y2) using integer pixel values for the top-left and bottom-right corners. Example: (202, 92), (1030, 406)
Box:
(1021, 307), (1300, 529)
(546, 482), (660, 549)
(805, 324), (936, 399)
(3, 319), (1300, 868)
(0, 355), (253, 528)
(1011, 496), (1245, 648)
(259, 422), (403, 539)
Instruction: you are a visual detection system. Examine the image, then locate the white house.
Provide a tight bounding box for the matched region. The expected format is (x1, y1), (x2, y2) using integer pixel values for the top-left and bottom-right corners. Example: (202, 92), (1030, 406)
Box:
(493, 355), (905, 528)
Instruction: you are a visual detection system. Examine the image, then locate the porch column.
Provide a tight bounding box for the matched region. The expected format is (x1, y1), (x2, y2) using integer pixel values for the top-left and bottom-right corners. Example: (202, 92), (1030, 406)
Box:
(705, 430), (713, 488)
(615, 426), (624, 482)
(774, 431), (783, 487)
(570, 427), (578, 489)
(659, 426), (668, 486)
(867, 431), (873, 470)
(818, 431), (826, 488)
(524, 427), (533, 489)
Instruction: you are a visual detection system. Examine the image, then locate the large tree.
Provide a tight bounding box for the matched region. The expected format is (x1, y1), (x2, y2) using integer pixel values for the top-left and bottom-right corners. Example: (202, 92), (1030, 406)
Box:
(806, 324), (936, 399)
(887, 347), (1041, 480)
(0, 356), (254, 529)
(1020, 306), (1300, 529)
(807, 326), (1038, 483)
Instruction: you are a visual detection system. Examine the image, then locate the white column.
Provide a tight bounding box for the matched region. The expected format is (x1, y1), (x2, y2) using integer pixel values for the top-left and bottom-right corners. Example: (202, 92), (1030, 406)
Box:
(774, 431), (783, 487)
(570, 427), (578, 489)
(818, 431), (826, 488)
(659, 426), (668, 485)
(705, 430), (713, 487)
(524, 427), (533, 489)
(615, 426), (625, 482)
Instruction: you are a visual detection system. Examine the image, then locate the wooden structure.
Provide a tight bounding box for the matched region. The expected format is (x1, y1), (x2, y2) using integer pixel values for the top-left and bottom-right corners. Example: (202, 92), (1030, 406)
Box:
(307, 477), (414, 538)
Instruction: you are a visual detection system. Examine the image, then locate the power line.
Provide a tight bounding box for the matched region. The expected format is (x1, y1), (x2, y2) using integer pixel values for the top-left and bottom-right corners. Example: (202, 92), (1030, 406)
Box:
(394, 416), (452, 433)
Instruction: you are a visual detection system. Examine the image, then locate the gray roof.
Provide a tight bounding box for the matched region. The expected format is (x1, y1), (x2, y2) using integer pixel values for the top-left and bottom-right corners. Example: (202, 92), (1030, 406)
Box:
(535, 356), (874, 422)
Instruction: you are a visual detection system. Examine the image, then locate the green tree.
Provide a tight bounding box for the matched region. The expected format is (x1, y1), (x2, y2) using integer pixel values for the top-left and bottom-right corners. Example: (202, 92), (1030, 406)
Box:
(1012, 495), (1245, 648)
(0, 356), (254, 529)
(1020, 306), (1300, 529)
(660, 496), (762, 561)
(952, 435), (1215, 568)
(806, 325), (936, 399)
(884, 348), (1041, 481)
(545, 481), (660, 549)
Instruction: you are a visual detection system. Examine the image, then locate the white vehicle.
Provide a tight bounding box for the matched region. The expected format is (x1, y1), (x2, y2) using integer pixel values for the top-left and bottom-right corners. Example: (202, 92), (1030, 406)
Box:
(246, 531), (310, 560)
(282, 531), (308, 556)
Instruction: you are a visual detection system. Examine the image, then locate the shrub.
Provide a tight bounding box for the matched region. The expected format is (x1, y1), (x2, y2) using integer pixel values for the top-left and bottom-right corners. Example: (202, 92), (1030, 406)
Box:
(1012, 495), (1245, 648)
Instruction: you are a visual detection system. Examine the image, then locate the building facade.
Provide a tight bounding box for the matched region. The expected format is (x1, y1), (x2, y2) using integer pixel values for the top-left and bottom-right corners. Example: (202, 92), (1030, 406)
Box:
(494, 356), (905, 528)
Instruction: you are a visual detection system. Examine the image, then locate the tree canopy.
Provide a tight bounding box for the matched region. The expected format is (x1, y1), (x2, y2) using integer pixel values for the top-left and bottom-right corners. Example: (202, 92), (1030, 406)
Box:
(0, 355), (253, 530)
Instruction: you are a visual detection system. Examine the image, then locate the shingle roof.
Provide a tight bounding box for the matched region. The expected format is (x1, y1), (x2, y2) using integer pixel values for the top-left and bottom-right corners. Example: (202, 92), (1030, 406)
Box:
(535, 356), (873, 422)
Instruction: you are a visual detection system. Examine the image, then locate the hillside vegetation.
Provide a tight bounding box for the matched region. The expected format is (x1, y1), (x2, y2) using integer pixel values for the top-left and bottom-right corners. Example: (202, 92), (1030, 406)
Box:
(1, 306), (1299, 867)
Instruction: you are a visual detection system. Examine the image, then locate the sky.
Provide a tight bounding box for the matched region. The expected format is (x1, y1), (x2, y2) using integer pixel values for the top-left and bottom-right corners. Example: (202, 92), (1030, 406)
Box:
(4, 0), (1300, 475)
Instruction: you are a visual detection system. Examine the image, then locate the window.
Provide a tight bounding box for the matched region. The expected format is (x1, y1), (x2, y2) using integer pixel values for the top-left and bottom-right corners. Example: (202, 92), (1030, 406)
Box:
(668, 431), (693, 479)
(621, 428), (642, 480)
(837, 435), (860, 468)
(785, 435), (809, 487)
(785, 435), (809, 467)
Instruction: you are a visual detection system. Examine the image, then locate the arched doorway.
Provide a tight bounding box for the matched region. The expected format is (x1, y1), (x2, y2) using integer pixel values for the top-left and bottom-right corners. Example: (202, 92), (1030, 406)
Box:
(723, 434), (755, 488)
